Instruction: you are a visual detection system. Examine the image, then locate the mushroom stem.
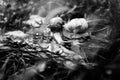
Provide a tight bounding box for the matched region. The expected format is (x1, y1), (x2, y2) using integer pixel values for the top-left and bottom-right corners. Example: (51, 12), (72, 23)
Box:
(53, 32), (63, 44)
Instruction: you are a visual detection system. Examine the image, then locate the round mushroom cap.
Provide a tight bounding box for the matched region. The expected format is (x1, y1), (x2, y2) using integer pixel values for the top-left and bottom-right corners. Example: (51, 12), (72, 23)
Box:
(50, 17), (63, 25)
(63, 18), (88, 33)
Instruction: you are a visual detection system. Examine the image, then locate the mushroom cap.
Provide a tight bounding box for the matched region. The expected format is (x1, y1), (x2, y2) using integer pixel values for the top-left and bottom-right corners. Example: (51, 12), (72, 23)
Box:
(25, 15), (45, 27)
(5, 30), (28, 38)
(63, 18), (88, 33)
(50, 17), (63, 25)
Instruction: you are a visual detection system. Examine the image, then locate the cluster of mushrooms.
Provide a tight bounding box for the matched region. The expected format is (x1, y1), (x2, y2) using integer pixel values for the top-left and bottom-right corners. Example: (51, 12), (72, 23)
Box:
(24, 14), (91, 63)
(3, 5), (111, 70)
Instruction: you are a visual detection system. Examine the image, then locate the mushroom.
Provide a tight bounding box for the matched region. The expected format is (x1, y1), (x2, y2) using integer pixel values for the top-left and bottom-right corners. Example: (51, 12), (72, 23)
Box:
(5, 30), (28, 39)
(49, 17), (63, 26)
(63, 18), (88, 34)
(49, 17), (65, 44)
(24, 15), (45, 28)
